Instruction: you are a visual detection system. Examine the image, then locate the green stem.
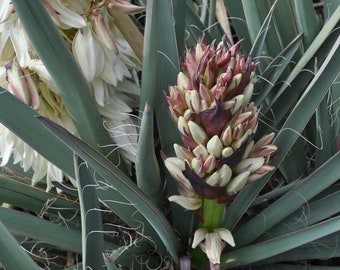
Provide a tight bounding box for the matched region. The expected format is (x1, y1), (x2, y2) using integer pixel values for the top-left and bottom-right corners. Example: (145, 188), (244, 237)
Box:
(200, 198), (226, 231)
(192, 199), (226, 268)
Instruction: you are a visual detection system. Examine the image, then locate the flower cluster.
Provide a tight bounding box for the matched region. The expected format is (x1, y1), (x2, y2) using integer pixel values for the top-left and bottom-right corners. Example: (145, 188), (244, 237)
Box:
(164, 36), (277, 265)
(0, 0), (143, 190)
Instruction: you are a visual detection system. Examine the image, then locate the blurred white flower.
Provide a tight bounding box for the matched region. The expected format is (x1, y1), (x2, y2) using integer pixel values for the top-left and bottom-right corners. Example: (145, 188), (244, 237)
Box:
(0, 0), (143, 190)
(0, 61), (78, 190)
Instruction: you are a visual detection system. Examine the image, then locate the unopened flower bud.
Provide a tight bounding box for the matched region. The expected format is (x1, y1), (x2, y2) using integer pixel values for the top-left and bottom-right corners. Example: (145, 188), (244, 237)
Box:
(164, 157), (190, 185)
(193, 144), (209, 160)
(226, 171), (250, 193)
(107, 0), (145, 14)
(249, 144), (278, 158)
(191, 157), (203, 176)
(206, 172), (220, 186)
(242, 82), (254, 106)
(232, 129), (253, 150)
(178, 116), (190, 135)
(232, 124), (243, 140)
(252, 132), (276, 150)
(222, 147), (234, 158)
(232, 111), (252, 127)
(203, 154), (216, 174)
(231, 94), (245, 114)
(205, 232), (225, 265)
(169, 195), (202, 210)
(217, 164), (232, 186)
(91, 12), (119, 54)
(199, 83), (213, 105)
(234, 157), (265, 174)
(248, 165), (275, 182)
(220, 126), (232, 146)
(5, 61), (40, 110)
(188, 121), (208, 145)
(177, 72), (189, 90)
(174, 144), (195, 162)
(226, 73), (242, 95)
(207, 135), (223, 157)
(185, 90), (200, 113)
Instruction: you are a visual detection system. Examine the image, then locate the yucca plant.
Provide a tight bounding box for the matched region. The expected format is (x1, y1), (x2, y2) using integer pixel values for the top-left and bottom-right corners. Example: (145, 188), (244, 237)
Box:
(0, 0), (339, 270)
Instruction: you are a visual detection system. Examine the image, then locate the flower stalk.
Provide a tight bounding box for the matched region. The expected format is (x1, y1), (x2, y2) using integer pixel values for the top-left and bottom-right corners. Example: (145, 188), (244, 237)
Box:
(200, 199), (225, 231)
(164, 35), (277, 267)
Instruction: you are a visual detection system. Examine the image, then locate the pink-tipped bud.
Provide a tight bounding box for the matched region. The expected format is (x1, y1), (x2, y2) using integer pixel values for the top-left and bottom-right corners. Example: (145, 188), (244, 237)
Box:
(249, 145), (278, 158)
(203, 154), (216, 174)
(232, 124), (243, 140)
(91, 12), (119, 54)
(5, 61), (40, 110)
(107, 0), (145, 14)
(220, 125), (233, 146)
(174, 144), (195, 162)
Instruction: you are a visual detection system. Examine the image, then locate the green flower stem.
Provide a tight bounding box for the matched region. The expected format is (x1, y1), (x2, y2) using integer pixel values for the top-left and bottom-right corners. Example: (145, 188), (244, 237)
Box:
(192, 199), (226, 267)
(200, 199), (226, 231)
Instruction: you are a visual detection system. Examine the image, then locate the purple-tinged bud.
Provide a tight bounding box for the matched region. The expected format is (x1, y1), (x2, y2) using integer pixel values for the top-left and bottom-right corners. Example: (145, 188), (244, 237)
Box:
(232, 111), (252, 127)
(199, 83), (213, 105)
(232, 129), (253, 150)
(220, 126), (233, 146)
(246, 111), (259, 131)
(248, 164), (275, 182)
(174, 144), (195, 162)
(216, 49), (231, 66)
(168, 85), (186, 112)
(203, 154), (216, 174)
(232, 124), (243, 140)
(250, 145), (278, 158)
(252, 132), (275, 149)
